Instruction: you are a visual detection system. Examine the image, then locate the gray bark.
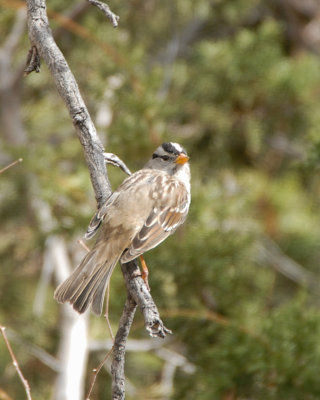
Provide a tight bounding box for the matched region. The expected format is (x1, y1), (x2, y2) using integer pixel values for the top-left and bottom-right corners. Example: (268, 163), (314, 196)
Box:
(26, 0), (111, 208)
(25, 2), (171, 399)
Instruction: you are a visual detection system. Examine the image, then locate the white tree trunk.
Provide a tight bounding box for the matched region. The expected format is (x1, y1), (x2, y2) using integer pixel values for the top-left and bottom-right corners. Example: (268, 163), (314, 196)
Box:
(52, 236), (89, 400)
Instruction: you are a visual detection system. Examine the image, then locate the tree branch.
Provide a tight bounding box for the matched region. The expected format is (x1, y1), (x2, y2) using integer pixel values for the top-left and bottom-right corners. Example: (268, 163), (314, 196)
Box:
(0, 325), (32, 400)
(121, 261), (172, 338)
(111, 296), (137, 400)
(26, 0), (111, 208)
(87, 0), (119, 28)
(25, 2), (171, 398)
(104, 152), (132, 176)
(0, 158), (23, 174)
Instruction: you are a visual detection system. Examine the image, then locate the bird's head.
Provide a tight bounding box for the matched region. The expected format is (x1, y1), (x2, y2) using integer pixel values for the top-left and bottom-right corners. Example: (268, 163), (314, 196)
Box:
(145, 142), (190, 175)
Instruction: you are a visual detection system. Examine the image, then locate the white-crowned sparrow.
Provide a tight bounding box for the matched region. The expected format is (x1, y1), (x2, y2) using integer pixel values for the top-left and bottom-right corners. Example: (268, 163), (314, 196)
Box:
(54, 142), (191, 315)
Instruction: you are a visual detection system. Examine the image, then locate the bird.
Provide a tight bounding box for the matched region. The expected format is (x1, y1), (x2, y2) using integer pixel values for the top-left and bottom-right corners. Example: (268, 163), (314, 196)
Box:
(54, 142), (191, 315)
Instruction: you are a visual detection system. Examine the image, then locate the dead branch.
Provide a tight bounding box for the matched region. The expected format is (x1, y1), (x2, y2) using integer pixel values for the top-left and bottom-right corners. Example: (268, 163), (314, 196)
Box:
(104, 284), (115, 341)
(0, 158), (23, 174)
(26, 0), (111, 208)
(25, 2), (171, 398)
(87, 0), (119, 28)
(104, 152), (132, 176)
(0, 325), (32, 400)
(5, 329), (59, 372)
(121, 260), (172, 338)
(111, 295), (137, 400)
(86, 348), (113, 399)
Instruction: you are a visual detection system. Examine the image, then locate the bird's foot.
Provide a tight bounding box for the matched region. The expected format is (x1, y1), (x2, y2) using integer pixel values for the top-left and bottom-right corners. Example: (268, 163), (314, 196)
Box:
(140, 255), (150, 291)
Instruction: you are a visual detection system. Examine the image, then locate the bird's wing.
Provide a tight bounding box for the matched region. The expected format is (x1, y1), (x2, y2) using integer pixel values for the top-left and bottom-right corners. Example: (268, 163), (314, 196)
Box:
(121, 175), (190, 263)
(85, 169), (160, 239)
(85, 194), (114, 239)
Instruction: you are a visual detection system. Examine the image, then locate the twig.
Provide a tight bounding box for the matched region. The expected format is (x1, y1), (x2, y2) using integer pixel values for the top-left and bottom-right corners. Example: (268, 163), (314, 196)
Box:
(6, 328), (59, 372)
(86, 286), (114, 398)
(24, 45), (40, 75)
(87, 0), (119, 28)
(104, 284), (115, 341)
(86, 348), (113, 400)
(0, 325), (32, 400)
(0, 158), (23, 174)
(104, 152), (132, 176)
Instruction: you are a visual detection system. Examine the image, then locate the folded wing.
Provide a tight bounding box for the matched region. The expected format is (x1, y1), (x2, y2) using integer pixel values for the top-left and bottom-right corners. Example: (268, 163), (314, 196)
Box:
(121, 176), (190, 263)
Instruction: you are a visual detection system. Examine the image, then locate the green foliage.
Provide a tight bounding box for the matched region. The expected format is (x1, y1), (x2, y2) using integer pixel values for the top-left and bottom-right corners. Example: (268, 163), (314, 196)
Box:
(172, 297), (320, 399)
(1, 0), (320, 399)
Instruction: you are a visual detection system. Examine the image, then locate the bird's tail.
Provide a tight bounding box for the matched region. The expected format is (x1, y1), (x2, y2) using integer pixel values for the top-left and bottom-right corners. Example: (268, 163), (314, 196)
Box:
(54, 241), (120, 315)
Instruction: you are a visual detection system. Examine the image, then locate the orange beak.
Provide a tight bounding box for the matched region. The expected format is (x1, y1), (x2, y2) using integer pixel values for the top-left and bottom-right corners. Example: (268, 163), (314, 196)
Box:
(175, 153), (190, 165)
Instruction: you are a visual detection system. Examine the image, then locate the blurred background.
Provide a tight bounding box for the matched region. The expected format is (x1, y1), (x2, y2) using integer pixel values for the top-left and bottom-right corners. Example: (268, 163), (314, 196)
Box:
(1, 0), (320, 399)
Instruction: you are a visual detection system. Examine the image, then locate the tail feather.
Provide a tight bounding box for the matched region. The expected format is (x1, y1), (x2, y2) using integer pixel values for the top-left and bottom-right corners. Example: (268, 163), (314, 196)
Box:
(72, 266), (109, 315)
(54, 242), (120, 315)
(72, 260), (116, 315)
(91, 270), (114, 315)
(70, 266), (103, 313)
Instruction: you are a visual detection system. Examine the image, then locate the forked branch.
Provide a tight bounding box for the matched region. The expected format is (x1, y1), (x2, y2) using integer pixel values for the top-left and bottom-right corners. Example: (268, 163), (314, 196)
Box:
(25, 2), (170, 399)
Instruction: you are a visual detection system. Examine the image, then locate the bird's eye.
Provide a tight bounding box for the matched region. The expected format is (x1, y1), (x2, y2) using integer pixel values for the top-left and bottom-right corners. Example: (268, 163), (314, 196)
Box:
(162, 155), (170, 161)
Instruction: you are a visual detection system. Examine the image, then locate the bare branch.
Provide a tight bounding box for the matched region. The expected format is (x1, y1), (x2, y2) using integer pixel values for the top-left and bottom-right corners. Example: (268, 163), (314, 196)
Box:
(25, 0), (111, 208)
(86, 348), (113, 400)
(87, 0), (119, 28)
(104, 284), (115, 341)
(25, 2), (171, 399)
(89, 254), (115, 398)
(104, 152), (132, 176)
(6, 329), (59, 372)
(121, 261), (172, 338)
(111, 296), (137, 400)
(0, 158), (23, 174)
(0, 325), (32, 400)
